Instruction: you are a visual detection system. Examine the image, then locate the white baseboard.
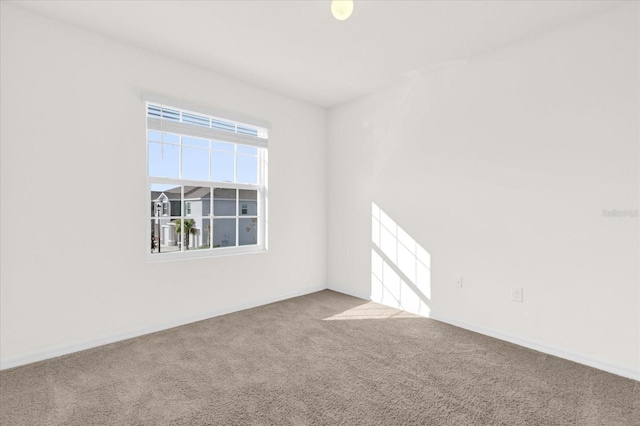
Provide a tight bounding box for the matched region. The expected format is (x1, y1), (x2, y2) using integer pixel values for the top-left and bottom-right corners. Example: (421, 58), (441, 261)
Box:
(326, 285), (639, 382)
(429, 312), (639, 382)
(5, 284), (637, 382)
(0, 285), (327, 371)
(327, 284), (372, 301)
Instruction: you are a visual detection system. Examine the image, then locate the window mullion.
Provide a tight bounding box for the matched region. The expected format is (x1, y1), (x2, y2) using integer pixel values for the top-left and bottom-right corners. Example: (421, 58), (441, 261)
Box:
(235, 189), (239, 247)
(210, 185), (214, 250)
(181, 184), (185, 252)
(233, 144), (238, 183)
(208, 139), (212, 182)
(178, 135), (183, 179)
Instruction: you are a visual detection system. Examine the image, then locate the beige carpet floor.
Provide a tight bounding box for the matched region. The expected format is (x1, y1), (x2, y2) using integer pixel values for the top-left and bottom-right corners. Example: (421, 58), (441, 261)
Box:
(0, 290), (638, 425)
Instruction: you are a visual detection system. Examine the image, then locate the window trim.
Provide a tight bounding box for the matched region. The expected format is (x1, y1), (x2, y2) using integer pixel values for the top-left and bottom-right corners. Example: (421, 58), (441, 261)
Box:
(145, 100), (268, 262)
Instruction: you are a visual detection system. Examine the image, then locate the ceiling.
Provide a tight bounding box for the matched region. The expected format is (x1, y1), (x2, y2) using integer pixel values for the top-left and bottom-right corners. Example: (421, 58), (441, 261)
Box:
(10, 0), (621, 108)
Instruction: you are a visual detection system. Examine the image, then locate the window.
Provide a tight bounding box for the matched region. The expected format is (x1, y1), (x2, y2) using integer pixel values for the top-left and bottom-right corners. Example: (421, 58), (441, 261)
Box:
(147, 97), (268, 259)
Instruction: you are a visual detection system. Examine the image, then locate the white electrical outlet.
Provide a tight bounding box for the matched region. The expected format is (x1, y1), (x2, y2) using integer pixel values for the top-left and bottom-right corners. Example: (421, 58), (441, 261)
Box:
(512, 287), (523, 303)
(454, 276), (463, 288)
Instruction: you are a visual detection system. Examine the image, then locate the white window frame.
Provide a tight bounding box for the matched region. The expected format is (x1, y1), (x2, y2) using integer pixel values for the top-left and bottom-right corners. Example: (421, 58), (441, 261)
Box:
(145, 96), (269, 262)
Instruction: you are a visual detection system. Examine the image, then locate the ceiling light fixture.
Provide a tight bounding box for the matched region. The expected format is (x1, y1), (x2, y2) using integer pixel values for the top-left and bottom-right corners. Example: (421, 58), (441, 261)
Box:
(331, 0), (354, 21)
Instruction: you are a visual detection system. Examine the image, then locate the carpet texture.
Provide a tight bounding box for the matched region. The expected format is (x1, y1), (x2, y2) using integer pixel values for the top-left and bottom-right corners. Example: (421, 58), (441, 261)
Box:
(1, 290), (638, 425)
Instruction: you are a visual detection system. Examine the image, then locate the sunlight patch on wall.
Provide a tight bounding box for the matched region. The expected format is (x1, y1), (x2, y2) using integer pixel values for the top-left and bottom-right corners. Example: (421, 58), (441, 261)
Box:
(371, 202), (431, 317)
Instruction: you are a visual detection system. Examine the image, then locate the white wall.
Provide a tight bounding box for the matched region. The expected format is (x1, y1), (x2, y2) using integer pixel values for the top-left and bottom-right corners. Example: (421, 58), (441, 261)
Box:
(328, 5), (639, 378)
(0, 4), (327, 365)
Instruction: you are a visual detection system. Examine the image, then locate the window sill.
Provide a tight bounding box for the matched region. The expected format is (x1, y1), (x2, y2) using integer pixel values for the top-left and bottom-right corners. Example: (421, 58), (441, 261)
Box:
(146, 245), (266, 262)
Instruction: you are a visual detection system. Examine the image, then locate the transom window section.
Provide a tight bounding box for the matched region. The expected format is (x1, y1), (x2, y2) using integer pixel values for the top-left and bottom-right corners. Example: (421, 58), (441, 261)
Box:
(147, 100), (268, 259)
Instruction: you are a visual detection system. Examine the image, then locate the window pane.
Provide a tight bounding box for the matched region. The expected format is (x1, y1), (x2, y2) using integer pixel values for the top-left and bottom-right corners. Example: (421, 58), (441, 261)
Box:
(151, 218), (181, 253)
(212, 151), (234, 182)
(239, 190), (258, 215)
(237, 155), (258, 184)
(239, 218), (258, 246)
(183, 186), (211, 217)
(212, 119), (235, 133)
(150, 186), (163, 216)
(200, 218), (212, 250)
(182, 112), (210, 127)
(148, 130), (162, 141)
(214, 188), (236, 216)
(182, 136), (209, 148)
(212, 141), (234, 152)
(237, 125), (258, 137)
(159, 108), (180, 122)
(150, 219), (159, 253)
(182, 147), (209, 181)
(149, 132), (179, 144)
(237, 145), (257, 155)
(151, 184), (181, 217)
(149, 143), (179, 178)
(212, 218), (236, 248)
(174, 217), (207, 251)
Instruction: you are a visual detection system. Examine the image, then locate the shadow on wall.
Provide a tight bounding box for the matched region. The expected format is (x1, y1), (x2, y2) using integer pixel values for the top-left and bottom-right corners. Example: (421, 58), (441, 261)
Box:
(371, 202), (431, 317)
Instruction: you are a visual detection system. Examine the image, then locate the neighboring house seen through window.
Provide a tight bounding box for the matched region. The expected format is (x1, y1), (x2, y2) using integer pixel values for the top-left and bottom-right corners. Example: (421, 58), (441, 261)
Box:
(147, 98), (268, 259)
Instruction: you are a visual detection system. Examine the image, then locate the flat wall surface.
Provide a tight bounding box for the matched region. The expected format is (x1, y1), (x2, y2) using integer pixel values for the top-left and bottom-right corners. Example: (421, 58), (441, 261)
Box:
(1, 4), (327, 362)
(327, 5), (639, 375)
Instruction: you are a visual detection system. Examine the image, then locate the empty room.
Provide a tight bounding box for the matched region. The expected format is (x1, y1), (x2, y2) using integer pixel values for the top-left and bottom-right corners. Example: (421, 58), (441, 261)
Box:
(1, 1), (638, 425)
